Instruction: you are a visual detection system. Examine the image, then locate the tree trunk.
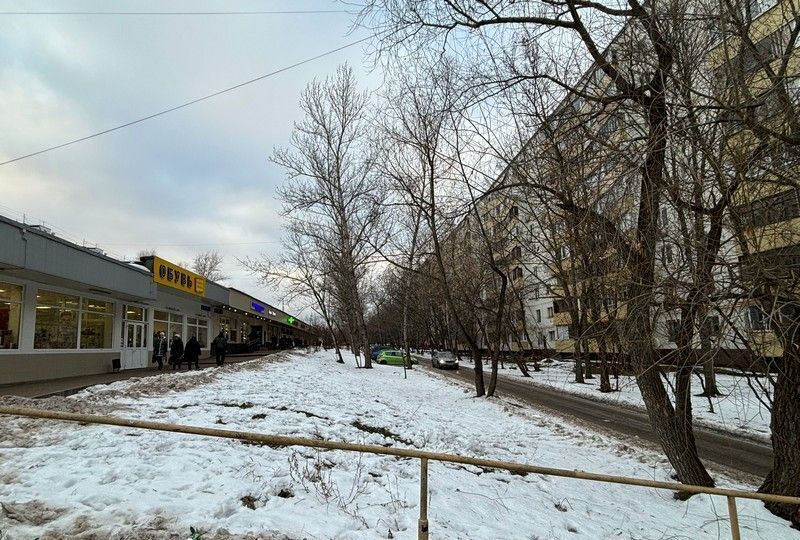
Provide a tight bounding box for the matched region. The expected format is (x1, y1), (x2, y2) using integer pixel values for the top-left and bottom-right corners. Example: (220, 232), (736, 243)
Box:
(516, 358), (531, 377)
(321, 312), (344, 364)
(472, 346), (485, 397)
(574, 338), (585, 384)
(584, 354), (594, 379)
(759, 349), (800, 527)
(487, 355), (499, 397)
(699, 333), (720, 397)
(637, 365), (714, 490)
(356, 301), (372, 369)
(330, 329), (345, 364)
(598, 339), (612, 393)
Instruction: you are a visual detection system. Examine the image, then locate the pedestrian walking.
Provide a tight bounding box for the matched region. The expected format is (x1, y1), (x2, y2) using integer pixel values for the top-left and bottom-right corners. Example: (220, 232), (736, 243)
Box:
(152, 331), (168, 370)
(212, 330), (227, 366)
(184, 335), (201, 370)
(169, 333), (184, 370)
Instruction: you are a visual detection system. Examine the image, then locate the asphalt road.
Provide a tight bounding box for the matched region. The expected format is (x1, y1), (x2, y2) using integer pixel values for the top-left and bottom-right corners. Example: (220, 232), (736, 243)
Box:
(418, 357), (773, 479)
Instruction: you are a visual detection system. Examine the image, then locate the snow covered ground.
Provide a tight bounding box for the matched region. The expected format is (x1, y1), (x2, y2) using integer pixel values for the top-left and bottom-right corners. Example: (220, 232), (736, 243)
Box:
(457, 357), (772, 440)
(0, 350), (793, 539)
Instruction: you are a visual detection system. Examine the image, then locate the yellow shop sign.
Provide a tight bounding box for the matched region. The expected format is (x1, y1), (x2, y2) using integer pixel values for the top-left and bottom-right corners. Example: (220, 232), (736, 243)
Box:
(153, 257), (206, 297)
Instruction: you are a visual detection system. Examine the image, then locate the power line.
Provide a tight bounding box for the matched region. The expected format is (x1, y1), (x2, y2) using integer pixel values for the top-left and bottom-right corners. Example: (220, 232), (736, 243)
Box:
(99, 240), (283, 247)
(0, 36), (370, 167)
(0, 10), (353, 16)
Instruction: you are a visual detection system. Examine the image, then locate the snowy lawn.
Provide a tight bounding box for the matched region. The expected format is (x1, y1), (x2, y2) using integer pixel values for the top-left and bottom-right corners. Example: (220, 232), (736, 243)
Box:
(456, 356), (772, 440)
(0, 350), (793, 539)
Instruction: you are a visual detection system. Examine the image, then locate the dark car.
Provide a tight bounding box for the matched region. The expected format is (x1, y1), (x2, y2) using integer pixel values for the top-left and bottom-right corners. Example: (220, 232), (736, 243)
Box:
(431, 350), (459, 370)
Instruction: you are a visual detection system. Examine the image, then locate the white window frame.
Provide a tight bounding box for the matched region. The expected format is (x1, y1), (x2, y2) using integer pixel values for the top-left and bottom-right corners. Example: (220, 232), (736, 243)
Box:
(0, 279), (24, 353)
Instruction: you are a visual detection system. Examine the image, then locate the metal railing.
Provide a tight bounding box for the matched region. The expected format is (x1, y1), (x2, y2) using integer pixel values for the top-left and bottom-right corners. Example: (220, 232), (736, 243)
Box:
(1, 405), (798, 540)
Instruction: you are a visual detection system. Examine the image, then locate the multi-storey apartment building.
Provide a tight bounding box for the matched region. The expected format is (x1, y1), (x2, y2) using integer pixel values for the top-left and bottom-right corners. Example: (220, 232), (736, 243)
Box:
(469, 0), (799, 369)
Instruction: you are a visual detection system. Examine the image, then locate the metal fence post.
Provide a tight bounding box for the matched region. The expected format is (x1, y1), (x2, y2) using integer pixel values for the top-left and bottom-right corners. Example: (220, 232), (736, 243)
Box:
(419, 457), (429, 540)
(727, 496), (740, 540)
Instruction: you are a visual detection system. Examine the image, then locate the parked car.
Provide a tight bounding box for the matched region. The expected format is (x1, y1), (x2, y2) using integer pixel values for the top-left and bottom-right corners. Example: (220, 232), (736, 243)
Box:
(371, 345), (392, 361)
(376, 349), (418, 366)
(431, 350), (459, 370)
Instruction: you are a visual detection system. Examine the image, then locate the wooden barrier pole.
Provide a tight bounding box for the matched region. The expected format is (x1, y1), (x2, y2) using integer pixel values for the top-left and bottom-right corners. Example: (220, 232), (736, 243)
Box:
(418, 457), (429, 540)
(1, 406), (799, 508)
(727, 496), (741, 540)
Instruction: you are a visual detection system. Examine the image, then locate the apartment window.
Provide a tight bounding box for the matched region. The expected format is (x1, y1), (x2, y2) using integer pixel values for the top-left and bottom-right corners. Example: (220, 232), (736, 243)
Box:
(547, 307), (554, 318)
(599, 116), (619, 136)
(187, 317), (209, 348)
(747, 305), (769, 331)
(80, 298), (114, 349)
(554, 246), (569, 261)
(748, 0), (776, 18)
(548, 330), (556, 342)
(533, 286), (540, 299)
(737, 189), (800, 228)
(661, 244), (675, 264)
(0, 282), (23, 349)
(659, 206), (669, 227)
(557, 326), (570, 340)
(510, 205), (519, 217)
(702, 316), (721, 338)
(511, 246), (522, 260)
(666, 320), (681, 343)
(34, 290), (80, 349)
(536, 309), (542, 323)
(512, 267), (523, 281)
(788, 77), (800, 104)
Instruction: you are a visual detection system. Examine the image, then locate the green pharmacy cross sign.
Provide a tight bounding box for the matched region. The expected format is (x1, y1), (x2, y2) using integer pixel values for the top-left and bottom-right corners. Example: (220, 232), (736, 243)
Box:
(287, 316), (296, 324)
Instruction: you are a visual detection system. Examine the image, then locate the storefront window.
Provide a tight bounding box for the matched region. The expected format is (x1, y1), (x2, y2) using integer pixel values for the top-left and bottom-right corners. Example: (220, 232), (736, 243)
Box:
(80, 298), (114, 349)
(153, 310), (169, 339)
(34, 290), (79, 349)
(125, 306), (145, 321)
(169, 313), (183, 338)
(219, 317), (230, 339)
(0, 282), (23, 349)
(187, 317), (209, 348)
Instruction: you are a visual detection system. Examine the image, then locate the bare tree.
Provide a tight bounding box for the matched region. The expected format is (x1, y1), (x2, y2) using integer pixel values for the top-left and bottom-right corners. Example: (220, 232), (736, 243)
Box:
(192, 250), (229, 282)
(274, 64), (383, 368)
(242, 228), (345, 363)
(363, 0), (717, 489)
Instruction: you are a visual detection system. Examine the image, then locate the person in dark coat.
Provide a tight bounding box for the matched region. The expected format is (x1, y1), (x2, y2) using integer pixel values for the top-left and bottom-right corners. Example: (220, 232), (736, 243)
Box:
(152, 331), (168, 370)
(184, 335), (201, 370)
(212, 330), (227, 366)
(169, 333), (184, 370)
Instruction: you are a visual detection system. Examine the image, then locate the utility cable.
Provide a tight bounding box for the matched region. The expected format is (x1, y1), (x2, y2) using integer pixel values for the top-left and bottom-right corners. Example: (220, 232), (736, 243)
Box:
(0, 36), (370, 166)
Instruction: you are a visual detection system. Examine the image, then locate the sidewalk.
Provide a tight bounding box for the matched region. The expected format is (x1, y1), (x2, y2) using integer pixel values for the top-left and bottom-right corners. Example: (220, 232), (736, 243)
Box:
(0, 353), (273, 399)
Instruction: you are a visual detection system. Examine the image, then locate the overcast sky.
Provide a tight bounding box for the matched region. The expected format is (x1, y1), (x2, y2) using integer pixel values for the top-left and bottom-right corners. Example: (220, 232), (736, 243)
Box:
(0, 0), (378, 315)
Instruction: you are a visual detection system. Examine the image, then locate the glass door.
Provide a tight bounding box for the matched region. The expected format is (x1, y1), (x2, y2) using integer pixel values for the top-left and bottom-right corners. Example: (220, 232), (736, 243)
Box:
(121, 321), (148, 369)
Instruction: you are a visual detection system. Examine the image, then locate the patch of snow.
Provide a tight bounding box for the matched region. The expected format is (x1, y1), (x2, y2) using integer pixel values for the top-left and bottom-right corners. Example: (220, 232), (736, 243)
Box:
(0, 350), (791, 539)
(467, 358), (771, 440)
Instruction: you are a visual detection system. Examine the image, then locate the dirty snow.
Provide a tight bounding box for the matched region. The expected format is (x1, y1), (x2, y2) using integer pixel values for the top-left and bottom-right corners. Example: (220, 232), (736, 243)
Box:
(0, 350), (793, 539)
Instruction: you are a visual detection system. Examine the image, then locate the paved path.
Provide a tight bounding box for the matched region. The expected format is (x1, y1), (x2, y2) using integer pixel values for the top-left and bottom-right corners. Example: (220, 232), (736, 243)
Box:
(0, 353), (276, 398)
(418, 357), (773, 479)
